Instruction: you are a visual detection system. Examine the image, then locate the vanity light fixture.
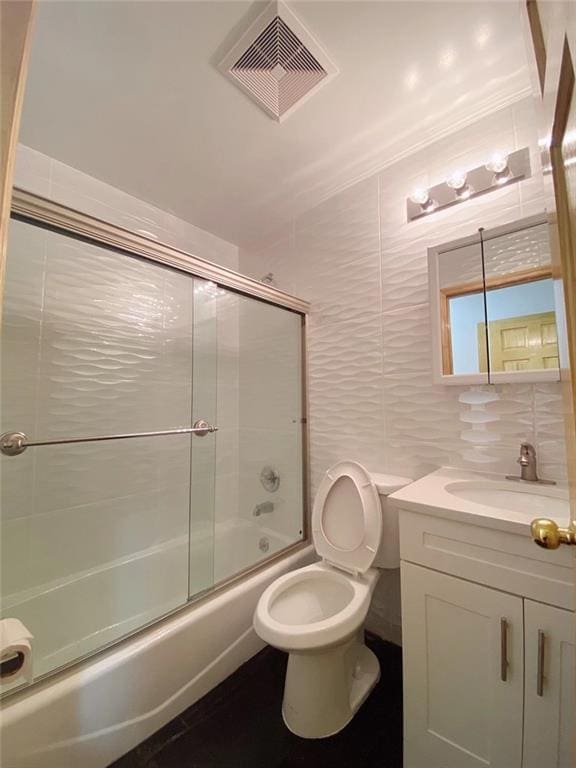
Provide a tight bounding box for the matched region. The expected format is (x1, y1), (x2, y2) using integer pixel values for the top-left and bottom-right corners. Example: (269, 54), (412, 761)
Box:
(485, 152), (512, 185)
(409, 188), (436, 213)
(409, 188), (430, 205)
(485, 151), (508, 173)
(407, 146), (530, 222)
(446, 171), (472, 200)
(457, 185), (472, 200)
(446, 170), (467, 190)
(493, 167), (513, 185)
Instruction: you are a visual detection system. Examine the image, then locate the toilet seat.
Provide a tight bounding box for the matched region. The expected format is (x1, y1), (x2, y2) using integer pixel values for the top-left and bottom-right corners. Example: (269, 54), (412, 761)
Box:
(253, 562), (378, 651)
(312, 461), (381, 575)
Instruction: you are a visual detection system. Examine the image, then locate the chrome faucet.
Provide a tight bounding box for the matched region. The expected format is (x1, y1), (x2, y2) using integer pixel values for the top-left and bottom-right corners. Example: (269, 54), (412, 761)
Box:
(253, 501), (274, 517)
(518, 442), (538, 482)
(506, 442), (555, 485)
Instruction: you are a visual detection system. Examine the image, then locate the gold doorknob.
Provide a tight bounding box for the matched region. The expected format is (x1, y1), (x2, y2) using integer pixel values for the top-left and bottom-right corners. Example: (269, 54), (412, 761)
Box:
(530, 518), (576, 549)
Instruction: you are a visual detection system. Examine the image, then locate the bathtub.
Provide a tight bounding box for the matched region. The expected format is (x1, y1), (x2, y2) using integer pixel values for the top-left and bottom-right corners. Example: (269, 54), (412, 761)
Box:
(1, 519), (294, 686)
(0, 536), (313, 767)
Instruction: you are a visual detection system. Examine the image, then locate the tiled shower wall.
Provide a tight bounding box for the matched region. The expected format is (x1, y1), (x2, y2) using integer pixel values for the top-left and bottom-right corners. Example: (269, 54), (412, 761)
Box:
(240, 97), (568, 642)
(13, 144), (241, 533)
(15, 145), (239, 270)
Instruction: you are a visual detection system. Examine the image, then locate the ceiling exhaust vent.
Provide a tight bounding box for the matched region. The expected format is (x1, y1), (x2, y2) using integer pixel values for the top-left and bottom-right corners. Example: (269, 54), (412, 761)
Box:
(219, 1), (338, 122)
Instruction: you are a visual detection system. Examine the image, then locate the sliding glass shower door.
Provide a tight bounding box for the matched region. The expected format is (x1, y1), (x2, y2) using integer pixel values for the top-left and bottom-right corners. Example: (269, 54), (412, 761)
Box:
(0, 211), (305, 694)
(0, 219), (216, 689)
(209, 292), (304, 583)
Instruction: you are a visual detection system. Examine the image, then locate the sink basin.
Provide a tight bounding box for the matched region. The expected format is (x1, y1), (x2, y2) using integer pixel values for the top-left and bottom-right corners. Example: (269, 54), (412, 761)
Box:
(389, 467), (571, 537)
(445, 480), (569, 521)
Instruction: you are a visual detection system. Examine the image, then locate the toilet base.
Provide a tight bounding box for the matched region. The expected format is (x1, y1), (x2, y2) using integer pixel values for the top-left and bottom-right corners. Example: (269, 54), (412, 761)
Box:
(281, 632), (380, 739)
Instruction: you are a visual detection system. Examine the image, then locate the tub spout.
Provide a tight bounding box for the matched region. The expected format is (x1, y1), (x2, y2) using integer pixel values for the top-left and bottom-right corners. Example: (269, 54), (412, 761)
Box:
(253, 501), (274, 517)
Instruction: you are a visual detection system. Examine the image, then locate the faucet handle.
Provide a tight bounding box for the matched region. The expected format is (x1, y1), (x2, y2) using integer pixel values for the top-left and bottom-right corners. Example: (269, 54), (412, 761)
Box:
(518, 442), (535, 466)
(508, 442), (556, 485)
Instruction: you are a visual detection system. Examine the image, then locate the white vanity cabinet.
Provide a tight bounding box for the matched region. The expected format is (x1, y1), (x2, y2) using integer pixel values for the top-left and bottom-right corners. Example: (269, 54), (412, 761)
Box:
(523, 600), (575, 768)
(399, 508), (575, 768)
(402, 562), (524, 768)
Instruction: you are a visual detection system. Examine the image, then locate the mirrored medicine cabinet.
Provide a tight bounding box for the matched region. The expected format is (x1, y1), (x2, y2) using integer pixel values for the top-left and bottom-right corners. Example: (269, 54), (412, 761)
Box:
(428, 215), (565, 385)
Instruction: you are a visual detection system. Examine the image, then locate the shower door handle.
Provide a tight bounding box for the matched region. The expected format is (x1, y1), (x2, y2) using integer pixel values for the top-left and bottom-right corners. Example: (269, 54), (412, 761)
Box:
(191, 420), (216, 437)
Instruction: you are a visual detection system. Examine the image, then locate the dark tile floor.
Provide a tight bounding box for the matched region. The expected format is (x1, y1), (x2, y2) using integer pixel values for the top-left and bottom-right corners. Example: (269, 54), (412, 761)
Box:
(110, 634), (403, 768)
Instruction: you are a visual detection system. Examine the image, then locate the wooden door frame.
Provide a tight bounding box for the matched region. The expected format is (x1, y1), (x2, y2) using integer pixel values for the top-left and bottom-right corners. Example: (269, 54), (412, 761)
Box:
(525, 2), (576, 508)
(547, 37), (576, 504)
(0, 1), (35, 311)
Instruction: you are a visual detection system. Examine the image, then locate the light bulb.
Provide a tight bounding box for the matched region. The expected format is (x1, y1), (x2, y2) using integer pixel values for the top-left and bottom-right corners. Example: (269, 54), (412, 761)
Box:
(485, 152), (508, 174)
(409, 188), (430, 206)
(446, 170), (467, 190)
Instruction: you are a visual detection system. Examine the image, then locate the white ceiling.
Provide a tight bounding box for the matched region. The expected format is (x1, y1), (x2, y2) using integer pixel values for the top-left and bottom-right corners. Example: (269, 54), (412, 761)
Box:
(20, 1), (532, 247)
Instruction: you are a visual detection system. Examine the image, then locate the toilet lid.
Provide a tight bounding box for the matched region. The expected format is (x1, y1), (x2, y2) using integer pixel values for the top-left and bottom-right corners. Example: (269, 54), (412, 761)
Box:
(312, 461), (381, 575)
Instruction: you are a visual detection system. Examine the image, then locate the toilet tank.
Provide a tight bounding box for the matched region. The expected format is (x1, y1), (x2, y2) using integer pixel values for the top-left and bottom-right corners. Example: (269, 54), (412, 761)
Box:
(370, 473), (412, 569)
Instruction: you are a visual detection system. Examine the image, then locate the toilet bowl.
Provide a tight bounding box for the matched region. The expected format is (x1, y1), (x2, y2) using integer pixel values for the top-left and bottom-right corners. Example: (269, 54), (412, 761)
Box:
(254, 461), (410, 738)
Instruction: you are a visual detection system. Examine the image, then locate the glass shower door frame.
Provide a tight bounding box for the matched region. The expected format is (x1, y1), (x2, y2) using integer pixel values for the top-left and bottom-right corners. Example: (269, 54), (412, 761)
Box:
(10, 188), (309, 314)
(1, 188), (311, 695)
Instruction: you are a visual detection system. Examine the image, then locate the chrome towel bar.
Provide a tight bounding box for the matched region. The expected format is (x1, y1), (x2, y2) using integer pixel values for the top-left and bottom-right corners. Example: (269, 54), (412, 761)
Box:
(0, 420), (217, 457)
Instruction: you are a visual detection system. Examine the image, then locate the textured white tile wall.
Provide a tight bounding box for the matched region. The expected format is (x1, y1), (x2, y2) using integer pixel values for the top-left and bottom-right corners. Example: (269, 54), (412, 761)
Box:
(438, 223), (551, 287)
(14, 145), (239, 271)
(237, 297), (304, 545)
(239, 97), (568, 643)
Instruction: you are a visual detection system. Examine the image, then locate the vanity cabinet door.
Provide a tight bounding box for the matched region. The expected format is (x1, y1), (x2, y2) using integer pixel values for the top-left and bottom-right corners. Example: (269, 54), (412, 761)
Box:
(401, 562), (523, 768)
(523, 601), (575, 768)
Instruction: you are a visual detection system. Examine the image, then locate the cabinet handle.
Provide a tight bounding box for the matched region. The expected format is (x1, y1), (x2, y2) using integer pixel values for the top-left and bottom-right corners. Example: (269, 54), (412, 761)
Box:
(500, 618), (508, 682)
(537, 630), (546, 697)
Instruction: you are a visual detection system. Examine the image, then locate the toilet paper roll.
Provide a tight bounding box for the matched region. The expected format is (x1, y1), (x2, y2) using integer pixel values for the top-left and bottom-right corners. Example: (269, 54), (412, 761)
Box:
(0, 618), (34, 684)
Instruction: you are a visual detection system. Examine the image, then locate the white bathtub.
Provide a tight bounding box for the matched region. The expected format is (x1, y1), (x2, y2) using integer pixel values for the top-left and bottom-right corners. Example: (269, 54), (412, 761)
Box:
(214, 519), (294, 581)
(1, 519), (294, 686)
(0, 540), (313, 768)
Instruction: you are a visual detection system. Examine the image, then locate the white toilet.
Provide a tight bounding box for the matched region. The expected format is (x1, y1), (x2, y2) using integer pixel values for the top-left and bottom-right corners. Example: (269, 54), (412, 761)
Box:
(254, 460), (410, 739)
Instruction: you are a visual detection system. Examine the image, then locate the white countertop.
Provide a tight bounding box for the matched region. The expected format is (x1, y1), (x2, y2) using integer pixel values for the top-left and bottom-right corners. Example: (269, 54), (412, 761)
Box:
(389, 466), (570, 537)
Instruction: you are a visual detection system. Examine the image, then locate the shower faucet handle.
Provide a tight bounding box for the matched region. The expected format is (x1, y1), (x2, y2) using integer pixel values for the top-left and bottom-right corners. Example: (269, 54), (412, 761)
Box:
(260, 465), (280, 492)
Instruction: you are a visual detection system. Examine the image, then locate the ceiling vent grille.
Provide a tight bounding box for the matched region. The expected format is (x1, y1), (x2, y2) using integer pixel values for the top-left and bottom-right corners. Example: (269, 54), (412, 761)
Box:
(219, 1), (338, 122)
